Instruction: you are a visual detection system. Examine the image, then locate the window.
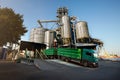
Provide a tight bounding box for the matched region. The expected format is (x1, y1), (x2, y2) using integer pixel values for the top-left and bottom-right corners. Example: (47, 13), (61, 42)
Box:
(86, 52), (92, 56)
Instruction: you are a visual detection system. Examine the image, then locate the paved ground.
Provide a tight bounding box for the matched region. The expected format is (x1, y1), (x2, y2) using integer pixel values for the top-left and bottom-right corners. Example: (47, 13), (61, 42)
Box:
(0, 59), (120, 80)
(34, 59), (120, 80)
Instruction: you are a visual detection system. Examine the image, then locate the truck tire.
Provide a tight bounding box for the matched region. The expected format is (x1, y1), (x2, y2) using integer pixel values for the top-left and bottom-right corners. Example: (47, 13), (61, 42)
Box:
(83, 61), (88, 67)
(89, 64), (93, 68)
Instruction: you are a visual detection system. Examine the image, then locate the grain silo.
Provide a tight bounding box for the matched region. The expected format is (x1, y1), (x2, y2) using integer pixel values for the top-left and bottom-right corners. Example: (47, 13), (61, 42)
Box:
(30, 27), (45, 43)
(75, 21), (90, 42)
(61, 15), (71, 44)
(44, 30), (55, 49)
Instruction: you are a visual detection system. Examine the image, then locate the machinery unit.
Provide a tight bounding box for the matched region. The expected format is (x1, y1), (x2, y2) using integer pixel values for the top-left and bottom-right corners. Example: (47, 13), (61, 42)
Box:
(30, 27), (45, 43)
(28, 7), (103, 67)
(57, 7), (68, 18)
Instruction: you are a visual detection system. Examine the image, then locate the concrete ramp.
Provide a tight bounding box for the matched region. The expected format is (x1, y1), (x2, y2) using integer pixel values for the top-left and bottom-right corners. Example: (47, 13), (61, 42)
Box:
(34, 59), (80, 70)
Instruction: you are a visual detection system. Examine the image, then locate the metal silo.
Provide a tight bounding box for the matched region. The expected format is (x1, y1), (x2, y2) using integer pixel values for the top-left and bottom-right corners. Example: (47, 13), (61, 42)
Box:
(61, 15), (71, 44)
(30, 29), (34, 42)
(76, 21), (90, 41)
(30, 27), (45, 43)
(44, 30), (54, 49)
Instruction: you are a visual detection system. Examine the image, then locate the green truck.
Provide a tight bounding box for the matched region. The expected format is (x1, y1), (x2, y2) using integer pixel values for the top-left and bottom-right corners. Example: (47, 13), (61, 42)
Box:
(44, 48), (98, 67)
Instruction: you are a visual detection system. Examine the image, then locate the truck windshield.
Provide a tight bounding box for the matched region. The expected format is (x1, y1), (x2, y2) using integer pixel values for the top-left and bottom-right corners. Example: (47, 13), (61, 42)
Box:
(86, 52), (92, 56)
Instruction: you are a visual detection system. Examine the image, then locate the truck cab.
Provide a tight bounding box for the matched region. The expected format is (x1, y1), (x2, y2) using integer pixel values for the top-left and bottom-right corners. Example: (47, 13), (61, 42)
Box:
(81, 49), (98, 67)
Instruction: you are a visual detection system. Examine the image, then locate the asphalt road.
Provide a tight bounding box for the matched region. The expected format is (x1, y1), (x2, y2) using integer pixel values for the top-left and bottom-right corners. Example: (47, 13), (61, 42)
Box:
(0, 60), (120, 80)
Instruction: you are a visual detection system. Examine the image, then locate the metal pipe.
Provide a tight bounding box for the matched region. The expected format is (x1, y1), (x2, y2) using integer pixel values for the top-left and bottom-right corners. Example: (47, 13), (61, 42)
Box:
(37, 20), (43, 27)
(38, 20), (59, 23)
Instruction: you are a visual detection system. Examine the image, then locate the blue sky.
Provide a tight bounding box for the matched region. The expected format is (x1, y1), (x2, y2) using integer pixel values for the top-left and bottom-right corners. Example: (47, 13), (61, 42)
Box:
(1, 0), (120, 55)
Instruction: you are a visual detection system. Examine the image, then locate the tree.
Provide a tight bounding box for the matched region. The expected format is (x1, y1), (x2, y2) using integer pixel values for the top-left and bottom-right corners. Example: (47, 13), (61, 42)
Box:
(0, 7), (27, 46)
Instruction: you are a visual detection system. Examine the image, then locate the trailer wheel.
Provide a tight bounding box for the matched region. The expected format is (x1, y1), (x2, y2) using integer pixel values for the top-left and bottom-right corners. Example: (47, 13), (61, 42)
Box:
(65, 58), (69, 62)
(50, 56), (54, 59)
(58, 56), (61, 59)
(61, 56), (65, 61)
